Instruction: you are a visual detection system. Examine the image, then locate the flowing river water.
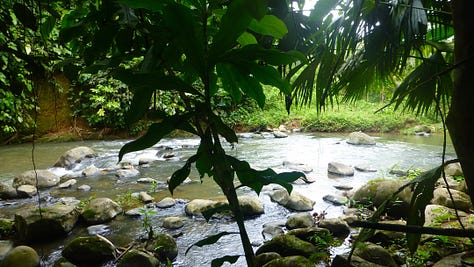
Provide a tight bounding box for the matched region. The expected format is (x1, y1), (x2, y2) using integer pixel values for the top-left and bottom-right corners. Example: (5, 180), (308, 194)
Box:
(0, 133), (456, 266)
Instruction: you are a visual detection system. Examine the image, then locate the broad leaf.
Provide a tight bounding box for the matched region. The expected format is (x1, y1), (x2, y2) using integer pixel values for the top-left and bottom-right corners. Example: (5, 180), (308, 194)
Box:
(222, 45), (306, 66)
(118, 114), (191, 161)
(211, 255), (240, 267)
(209, 113), (238, 143)
(13, 3), (37, 30)
(185, 232), (238, 255)
(248, 15), (288, 39)
(40, 16), (57, 41)
(216, 63), (243, 103)
(237, 32), (258, 46)
(169, 154), (199, 195)
(119, 0), (170, 12)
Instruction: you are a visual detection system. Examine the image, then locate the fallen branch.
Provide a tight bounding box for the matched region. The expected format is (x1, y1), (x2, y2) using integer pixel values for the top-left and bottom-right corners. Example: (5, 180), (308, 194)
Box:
(349, 221), (474, 238)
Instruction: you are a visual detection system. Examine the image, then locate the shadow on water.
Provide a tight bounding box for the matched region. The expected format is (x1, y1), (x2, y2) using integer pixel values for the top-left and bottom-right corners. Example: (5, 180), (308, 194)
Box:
(0, 133), (455, 266)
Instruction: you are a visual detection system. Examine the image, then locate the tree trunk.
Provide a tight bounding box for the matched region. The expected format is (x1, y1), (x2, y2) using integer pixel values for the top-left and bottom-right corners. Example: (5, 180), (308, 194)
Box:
(447, 0), (474, 205)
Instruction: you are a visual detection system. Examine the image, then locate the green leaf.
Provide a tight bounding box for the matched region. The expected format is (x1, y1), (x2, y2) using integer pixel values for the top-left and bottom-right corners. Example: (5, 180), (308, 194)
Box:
(246, 64), (290, 94)
(216, 63), (243, 103)
(118, 114), (191, 161)
(196, 141), (214, 178)
(41, 16), (57, 41)
(13, 3), (37, 30)
(209, 113), (238, 143)
(222, 45), (305, 66)
(211, 255), (240, 267)
(185, 232), (238, 255)
(119, 0), (170, 11)
(162, 3), (205, 78)
(227, 156), (304, 195)
(210, 0), (255, 61)
(237, 32), (258, 46)
(248, 15), (288, 39)
(169, 154), (199, 195)
(309, 0), (339, 23)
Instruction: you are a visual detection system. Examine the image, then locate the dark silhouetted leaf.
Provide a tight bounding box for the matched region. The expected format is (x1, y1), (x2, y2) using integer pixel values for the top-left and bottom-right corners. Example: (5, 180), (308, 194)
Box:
(13, 3), (37, 30)
(202, 204), (231, 222)
(209, 113), (238, 143)
(186, 232), (238, 255)
(169, 154), (199, 195)
(41, 16), (56, 41)
(211, 255), (240, 267)
(119, 0), (170, 11)
(118, 114), (191, 161)
(196, 142), (213, 178)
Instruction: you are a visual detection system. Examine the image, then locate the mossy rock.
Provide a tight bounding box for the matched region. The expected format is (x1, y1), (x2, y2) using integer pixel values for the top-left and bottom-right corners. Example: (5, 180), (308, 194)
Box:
(62, 235), (115, 264)
(263, 255), (314, 267)
(145, 233), (178, 262)
(256, 234), (320, 258)
(0, 246), (39, 267)
(256, 252), (282, 267)
(0, 218), (15, 239)
(118, 249), (159, 267)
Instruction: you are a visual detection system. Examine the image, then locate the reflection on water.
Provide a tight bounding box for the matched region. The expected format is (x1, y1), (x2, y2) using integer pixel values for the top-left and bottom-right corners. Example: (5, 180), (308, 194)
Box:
(0, 133), (455, 266)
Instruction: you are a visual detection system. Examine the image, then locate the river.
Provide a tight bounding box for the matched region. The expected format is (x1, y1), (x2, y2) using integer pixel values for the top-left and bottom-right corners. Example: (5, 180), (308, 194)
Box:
(0, 133), (456, 266)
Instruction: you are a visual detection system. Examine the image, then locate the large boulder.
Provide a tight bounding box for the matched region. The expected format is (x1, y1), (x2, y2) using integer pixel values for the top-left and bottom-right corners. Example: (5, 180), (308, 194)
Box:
(268, 189), (314, 211)
(256, 234), (318, 258)
(15, 204), (79, 242)
(238, 196), (264, 217)
(432, 188), (473, 212)
(352, 178), (412, 218)
(424, 204), (469, 227)
(0, 182), (17, 199)
(116, 168), (140, 178)
(346, 131), (376, 145)
(81, 197), (122, 225)
(318, 217), (350, 238)
(255, 252), (282, 267)
(432, 252), (465, 267)
(0, 245), (39, 267)
(162, 217), (184, 229)
(444, 162), (463, 176)
(331, 254), (386, 267)
(262, 221), (286, 240)
(287, 227), (331, 245)
(285, 213), (314, 230)
(145, 233), (178, 262)
(16, 185), (38, 198)
(62, 235), (116, 264)
(12, 169), (60, 189)
(54, 146), (97, 169)
(184, 199), (225, 217)
(263, 255), (315, 267)
(156, 197), (176, 208)
(328, 162), (354, 176)
(354, 242), (398, 267)
(282, 161), (313, 173)
(118, 249), (159, 267)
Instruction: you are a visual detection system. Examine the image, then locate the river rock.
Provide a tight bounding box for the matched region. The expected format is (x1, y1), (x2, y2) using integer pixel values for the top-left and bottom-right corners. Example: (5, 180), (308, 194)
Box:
(444, 162), (463, 176)
(146, 233), (178, 262)
(287, 227), (331, 244)
(354, 163), (377, 172)
(264, 255), (315, 267)
(262, 221), (286, 240)
(82, 165), (100, 177)
(318, 217), (350, 238)
(432, 252), (465, 267)
(156, 197), (176, 208)
(0, 240), (13, 260)
(162, 216), (184, 229)
(414, 125), (433, 133)
(328, 162), (354, 176)
(138, 192), (154, 203)
(256, 234), (318, 258)
(238, 195), (264, 217)
(15, 204), (79, 241)
(367, 220), (406, 245)
(184, 199), (226, 217)
(77, 184), (91, 191)
(323, 194), (347, 206)
(13, 169), (60, 189)
(282, 161), (313, 173)
(62, 235), (116, 264)
(81, 197), (122, 225)
(0, 182), (17, 199)
(334, 185), (353, 191)
(424, 204), (468, 227)
(137, 177), (159, 184)
(255, 252), (282, 267)
(354, 242), (398, 267)
(347, 131), (376, 145)
(58, 179), (77, 189)
(87, 224), (110, 235)
(116, 168), (140, 178)
(331, 254), (386, 267)
(16, 184), (37, 198)
(432, 188), (473, 212)
(118, 249), (159, 267)
(54, 146), (97, 169)
(273, 131), (288, 138)
(352, 178), (412, 218)
(138, 158), (157, 165)
(268, 189), (314, 211)
(0, 245), (39, 267)
(124, 207), (142, 217)
(285, 213), (314, 230)
(436, 176), (465, 191)
(60, 197), (81, 206)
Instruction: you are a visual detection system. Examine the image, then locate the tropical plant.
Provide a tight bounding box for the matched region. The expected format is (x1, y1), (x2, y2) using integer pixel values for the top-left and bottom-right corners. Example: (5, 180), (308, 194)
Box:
(59, 0), (306, 266)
